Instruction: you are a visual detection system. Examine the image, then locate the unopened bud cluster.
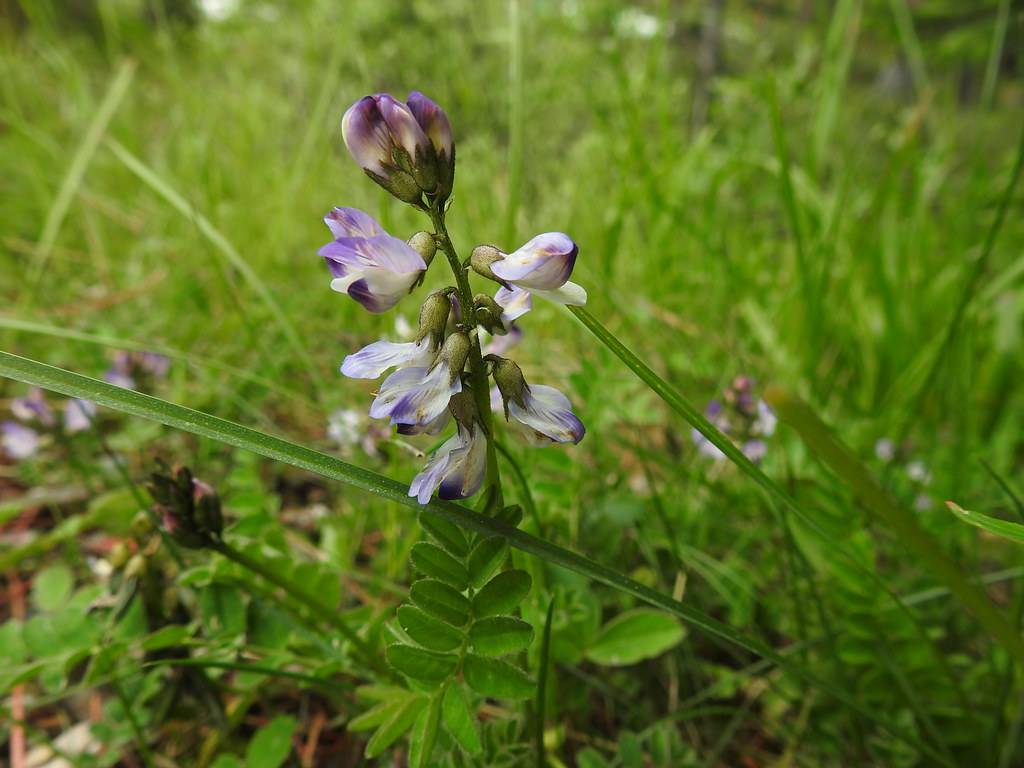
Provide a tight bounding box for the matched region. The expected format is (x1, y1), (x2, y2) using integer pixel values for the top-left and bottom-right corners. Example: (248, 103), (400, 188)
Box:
(147, 463), (223, 549)
(321, 90), (588, 506)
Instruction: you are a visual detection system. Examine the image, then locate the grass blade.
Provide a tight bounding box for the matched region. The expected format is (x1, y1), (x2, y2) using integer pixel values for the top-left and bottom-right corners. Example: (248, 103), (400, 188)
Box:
(104, 138), (325, 396)
(535, 597), (555, 768)
(947, 502), (1024, 545)
(27, 59), (137, 286)
(0, 350), (953, 763)
(765, 385), (1024, 664)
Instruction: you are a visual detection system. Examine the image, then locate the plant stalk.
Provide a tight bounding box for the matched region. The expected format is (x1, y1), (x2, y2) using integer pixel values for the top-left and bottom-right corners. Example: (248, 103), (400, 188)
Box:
(428, 204), (503, 508)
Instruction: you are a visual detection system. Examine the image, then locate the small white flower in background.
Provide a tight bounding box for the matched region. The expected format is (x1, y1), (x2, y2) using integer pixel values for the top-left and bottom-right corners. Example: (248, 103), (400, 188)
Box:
(2, 421), (40, 460)
(914, 494), (933, 512)
(327, 409), (363, 448)
(874, 438), (896, 462)
(906, 460), (931, 485)
(64, 399), (97, 434)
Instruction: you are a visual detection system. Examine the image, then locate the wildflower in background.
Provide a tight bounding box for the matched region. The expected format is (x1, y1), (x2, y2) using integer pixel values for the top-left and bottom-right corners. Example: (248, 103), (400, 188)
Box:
(408, 394), (486, 504)
(906, 460), (931, 485)
(64, 399), (97, 434)
(11, 388), (55, 427)
(692, 377), (776, 464)
(875, 438), (896, 462)
(148, 464), (223, 550)
(491, 357), (585, 444)
(319, 207), (426, 313)
(1, 421), (40, 460)
(105, 351), (171, 391)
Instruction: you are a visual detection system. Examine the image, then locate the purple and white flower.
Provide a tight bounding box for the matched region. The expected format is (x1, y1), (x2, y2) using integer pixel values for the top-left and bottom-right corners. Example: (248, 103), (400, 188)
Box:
(319, 207), (426, 313)
(64, 399), (97, 434)
(408, 422), (487, 505)
(369, 363), (462, 428)
(341, 338), (435, 379)
(10, 388), (55, 427)
(2, 421), (40, 460)
(490, 233), (588, 309)
(506, 384), (585, 445)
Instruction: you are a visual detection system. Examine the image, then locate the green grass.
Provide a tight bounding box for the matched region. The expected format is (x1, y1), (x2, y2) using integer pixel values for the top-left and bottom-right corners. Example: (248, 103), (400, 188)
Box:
(1, 1), (1022, 766)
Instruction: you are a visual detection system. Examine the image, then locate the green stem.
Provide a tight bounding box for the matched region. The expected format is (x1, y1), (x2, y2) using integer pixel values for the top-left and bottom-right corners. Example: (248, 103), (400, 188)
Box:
(427, 206), (503, 508)
(209, 539), (385, 676)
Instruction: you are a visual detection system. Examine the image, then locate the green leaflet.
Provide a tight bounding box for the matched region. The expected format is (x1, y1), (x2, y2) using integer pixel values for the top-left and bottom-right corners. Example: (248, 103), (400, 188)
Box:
(463, 653), (536, 700)
(410, 543), (470, 590)
(396, 606), (464, 652)
(472, 570), (532, 618)
(467, 536), (509, 589)
(386, 645), (458, 683)
(584, 609), (685, 667)
(442, 684), (482, 756)
(409, 580), (471, 627)
(469, 616), (534, 657)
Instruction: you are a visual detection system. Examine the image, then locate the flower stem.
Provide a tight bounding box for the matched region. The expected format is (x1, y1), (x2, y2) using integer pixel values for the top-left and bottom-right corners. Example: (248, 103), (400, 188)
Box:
(209, 538), (386, 676)
(428, 205), (504, 509)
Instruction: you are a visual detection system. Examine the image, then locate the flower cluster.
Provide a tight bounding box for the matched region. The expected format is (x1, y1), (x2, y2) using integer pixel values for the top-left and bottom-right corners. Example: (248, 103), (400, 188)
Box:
(692, 375), (776, 463)
(1, 387), (96, 461)
(104, 351), (171, 391)
(321, 91), (586, 505)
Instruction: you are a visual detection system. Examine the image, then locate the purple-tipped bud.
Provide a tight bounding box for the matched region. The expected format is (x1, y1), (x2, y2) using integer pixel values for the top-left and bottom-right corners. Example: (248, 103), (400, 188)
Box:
(340, 93), (444, 201)
(407, 90), (455, 197)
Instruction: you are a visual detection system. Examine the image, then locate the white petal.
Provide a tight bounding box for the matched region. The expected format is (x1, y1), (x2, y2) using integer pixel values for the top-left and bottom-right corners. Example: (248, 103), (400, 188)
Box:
(341, 338), (433, 379)
(530, 281), (587, 306)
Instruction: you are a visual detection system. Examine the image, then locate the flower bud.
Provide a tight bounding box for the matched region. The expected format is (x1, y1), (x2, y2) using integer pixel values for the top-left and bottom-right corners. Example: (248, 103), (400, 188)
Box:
(489, 357), (528, 418)
(470, 245), (506, 283)
(109, 541), (132, 569)
(416, 290), (452, 350)
(147, 464), (223, 550)
(341, 93), (444, 202)
(407, 231), (437, 267)
(125, 553), (147, 580)
(447, 390), (479, 430)
(473, 294), (506, 336)
(437, 331), (471, 384)
(407, 91), (455, 200)
(192, 479), (223, 541)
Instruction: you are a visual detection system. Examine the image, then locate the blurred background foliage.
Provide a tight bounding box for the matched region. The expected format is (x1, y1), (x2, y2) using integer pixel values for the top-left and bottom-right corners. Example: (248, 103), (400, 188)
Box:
(1, 0), (1023, 765)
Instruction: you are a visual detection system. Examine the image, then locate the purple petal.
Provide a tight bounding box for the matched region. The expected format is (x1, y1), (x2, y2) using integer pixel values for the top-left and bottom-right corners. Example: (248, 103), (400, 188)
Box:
(508, 384), (585, 444)
(324, 207), (384, 239)
(341, 96), (392, 176)
(406, 90), (454, 158)
(376, 93), (431, 159)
